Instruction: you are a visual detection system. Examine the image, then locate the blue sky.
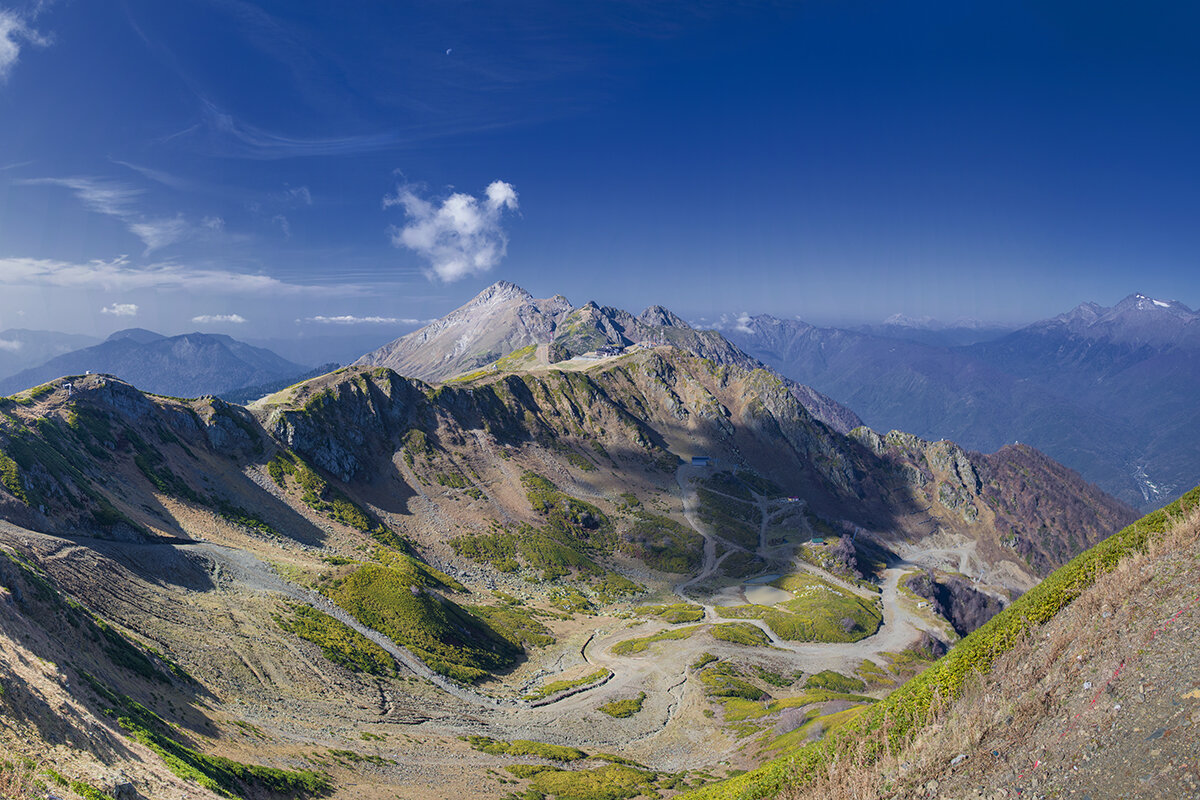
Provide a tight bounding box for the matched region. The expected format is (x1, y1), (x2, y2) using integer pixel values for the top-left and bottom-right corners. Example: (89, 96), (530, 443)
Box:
(1, 0), (1198, 340)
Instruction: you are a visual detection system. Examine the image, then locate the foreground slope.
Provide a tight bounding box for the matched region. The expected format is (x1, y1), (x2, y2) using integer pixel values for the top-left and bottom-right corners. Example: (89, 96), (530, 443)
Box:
(683, 486), (1199, 800)
(0, 348), (1135, 799)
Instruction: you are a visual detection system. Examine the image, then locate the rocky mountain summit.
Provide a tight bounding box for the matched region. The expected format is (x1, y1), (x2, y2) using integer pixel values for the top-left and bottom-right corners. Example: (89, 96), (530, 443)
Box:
(357, 281), (864, 434)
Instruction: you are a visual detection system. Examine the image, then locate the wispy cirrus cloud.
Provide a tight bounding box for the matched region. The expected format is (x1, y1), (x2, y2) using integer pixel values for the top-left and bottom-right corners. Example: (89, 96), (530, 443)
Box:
(192, 313), (246, 324)
(101, 302), (139, 317)
(0, 255), (336, 294)
(385, 180), (519, 282)
(304, 315), (427, 325)
(166, 98), (403, 160)
(0, 9), (49, 83)
(19, 176), (194, 252)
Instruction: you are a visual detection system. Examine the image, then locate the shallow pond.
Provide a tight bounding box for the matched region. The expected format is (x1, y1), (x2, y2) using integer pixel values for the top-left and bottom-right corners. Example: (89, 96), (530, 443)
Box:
(743, 583), (792, 606)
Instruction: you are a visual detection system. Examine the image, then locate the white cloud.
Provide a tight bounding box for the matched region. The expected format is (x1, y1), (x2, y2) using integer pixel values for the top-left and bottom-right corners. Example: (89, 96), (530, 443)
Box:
(21, 177), (140, 217)
(202, 216), (225, 231)
(0, 338), (22, 352)
(734, 312), (753, 334)
(384, 180), (519, 282)
(192, 314), (246, 324)
(0, 10), (48, 83)
(279, 185), (312, 206)
(273, 214), (291, 238)
(101, 303), (139, 317)
(305, 315), (426, 325)
(128, 215), (191, 251)
(0, 255), (331, 294)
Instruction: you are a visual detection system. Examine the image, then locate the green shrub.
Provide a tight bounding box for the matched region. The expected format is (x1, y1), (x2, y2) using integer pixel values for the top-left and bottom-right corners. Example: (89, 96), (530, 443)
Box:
(699, 662), (767, 701)
(467, 604), (555, 649)
(715, 574), (881, 643)
(620, 513), (704, 573)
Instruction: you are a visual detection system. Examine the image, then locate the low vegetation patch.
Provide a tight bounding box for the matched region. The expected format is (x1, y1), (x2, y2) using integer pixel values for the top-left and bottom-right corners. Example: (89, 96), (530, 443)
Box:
(323, 557), (517, 683)
(715, 574), (881, 642)
(710, 622), (773, 647)
(467, 603), (555, 649)
(620, 512), (704, 573)
(598, 692), (647, 718)
(524, 668), (610, 701)
(463, 736), (587, 762)
(699, 661), (768, 701)
(275, 603), (397, 676)
(611, 625), (701, 655)
(804, 669), (866, 693)
(634, 602), (705, 624)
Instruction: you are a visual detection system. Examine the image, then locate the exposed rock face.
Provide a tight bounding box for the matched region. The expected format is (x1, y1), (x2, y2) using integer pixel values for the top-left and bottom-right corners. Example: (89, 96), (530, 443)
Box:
(906, 570), (1004, 637)
(355, 281), (573, 381)
(355, 281), (864, 435)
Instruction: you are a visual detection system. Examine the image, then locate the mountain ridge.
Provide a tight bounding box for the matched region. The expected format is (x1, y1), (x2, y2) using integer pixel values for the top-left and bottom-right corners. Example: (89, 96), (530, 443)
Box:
(0, 329), (307, 399)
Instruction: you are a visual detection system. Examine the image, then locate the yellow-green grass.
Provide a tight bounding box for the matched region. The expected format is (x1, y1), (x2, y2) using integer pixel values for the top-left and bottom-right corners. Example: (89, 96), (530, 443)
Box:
(463, 736), (586, 762)
(524, 668), (611, 700)
(610, 625), (702, 655)
(634, 602), (705, 624)
(762, 704), (869, 754)
(804, 669), (866, 693)
(324, 561), (518, 683)
(598, 692), (647, 718)
(466, 603), (555, 649)
(709, 622), (773, 647)
(275, 603), (396, 676)
(715, 574), (881, 642)
(518, 763), (661, 800)
(681, 486), (1200, 799)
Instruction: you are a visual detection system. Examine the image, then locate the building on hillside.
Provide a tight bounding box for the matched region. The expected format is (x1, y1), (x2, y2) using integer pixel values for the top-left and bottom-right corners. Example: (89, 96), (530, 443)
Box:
(691, 456), (711, 467)
(596, 345), (624, 357)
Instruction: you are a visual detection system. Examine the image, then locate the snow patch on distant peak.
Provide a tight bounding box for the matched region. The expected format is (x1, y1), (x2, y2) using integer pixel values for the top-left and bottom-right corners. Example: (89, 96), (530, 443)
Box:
(1153, 299), (1171, 308)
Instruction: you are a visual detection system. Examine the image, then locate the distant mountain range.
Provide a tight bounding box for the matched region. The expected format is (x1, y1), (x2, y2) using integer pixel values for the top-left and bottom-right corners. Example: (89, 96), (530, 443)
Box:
(0, 328), (101, 379)
(0, 328), (308, 399)
(721, 293), (1200, 509)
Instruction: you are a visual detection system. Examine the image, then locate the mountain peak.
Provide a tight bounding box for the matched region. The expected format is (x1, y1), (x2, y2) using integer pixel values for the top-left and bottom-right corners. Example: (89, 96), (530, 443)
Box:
(637, 305), (691, 329)
(106, 328), (166, 344)
(469, 280), (534, 307)
(1113, 293), (1193, 316)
